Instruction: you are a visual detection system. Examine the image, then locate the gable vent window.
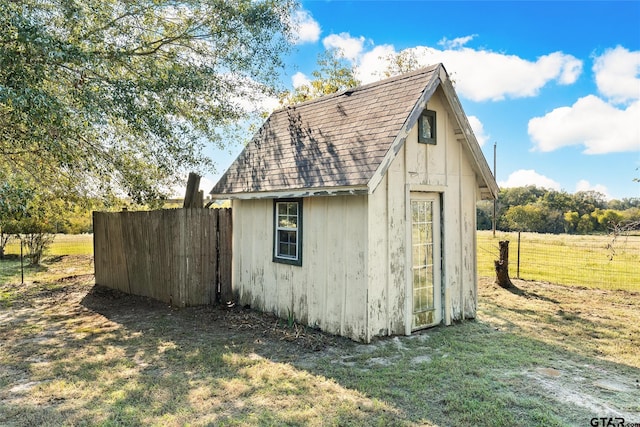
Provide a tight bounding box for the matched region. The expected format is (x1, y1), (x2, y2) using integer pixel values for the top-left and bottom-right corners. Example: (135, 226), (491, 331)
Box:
(418, 110), (437, 145)
(273, 199), (302, 266)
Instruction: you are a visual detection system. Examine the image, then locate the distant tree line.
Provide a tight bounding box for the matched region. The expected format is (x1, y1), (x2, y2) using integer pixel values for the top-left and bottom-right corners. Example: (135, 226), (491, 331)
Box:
(477, 186), (640, 234)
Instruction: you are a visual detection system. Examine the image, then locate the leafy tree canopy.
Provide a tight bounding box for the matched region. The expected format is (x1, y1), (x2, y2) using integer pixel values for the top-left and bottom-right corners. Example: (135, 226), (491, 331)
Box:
(477, 185), (640, 234)
(279, 48), (360, 105)
(1, 0), (297, 204)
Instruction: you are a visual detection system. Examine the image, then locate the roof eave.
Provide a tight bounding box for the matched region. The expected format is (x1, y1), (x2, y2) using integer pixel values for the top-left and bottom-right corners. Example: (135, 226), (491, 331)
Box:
(210, 185), (369, 200)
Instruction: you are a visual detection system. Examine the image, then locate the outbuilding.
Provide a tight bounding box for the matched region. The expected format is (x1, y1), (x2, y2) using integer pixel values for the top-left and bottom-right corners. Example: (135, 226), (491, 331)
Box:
(210, 64), (498, 342)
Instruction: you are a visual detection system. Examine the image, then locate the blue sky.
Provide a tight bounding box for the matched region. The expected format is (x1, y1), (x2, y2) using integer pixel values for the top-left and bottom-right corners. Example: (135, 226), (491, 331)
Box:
(204, 1), (640, 201)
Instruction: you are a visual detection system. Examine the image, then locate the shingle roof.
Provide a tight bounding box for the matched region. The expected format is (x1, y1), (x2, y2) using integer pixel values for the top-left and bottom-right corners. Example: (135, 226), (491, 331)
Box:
(211, 64), (441, 196)
(210, 64), (498, 199)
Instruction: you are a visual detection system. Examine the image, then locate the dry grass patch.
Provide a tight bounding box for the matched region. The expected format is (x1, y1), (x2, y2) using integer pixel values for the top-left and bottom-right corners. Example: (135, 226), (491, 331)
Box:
(1, 254), (639, 426)
(478, 277), (640, 369)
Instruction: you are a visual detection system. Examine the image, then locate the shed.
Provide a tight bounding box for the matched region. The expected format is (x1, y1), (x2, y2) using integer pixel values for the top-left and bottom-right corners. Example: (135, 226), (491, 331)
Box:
(210, 64), (499, 342)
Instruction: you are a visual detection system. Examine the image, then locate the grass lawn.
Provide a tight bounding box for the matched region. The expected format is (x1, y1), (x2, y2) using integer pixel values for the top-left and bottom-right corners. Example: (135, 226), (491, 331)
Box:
(1, 255), (639, 426)
(3, 234), (94, 257)
(477, 231), (640, 291)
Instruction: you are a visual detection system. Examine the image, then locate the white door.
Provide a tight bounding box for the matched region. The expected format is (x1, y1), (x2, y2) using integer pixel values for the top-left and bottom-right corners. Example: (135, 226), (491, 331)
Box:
(410, 193), (441, 330)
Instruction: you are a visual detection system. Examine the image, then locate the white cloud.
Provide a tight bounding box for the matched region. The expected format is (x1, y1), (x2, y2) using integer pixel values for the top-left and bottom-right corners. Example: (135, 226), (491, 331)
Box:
(357, 44), (397, 82)
(436, 49), (582, 101)
(334, 33), (583, 101)
(438, 35), (477, 49)
(575, 179), (610, 199)
(499, 169), (561, 190)
(528, 95), (640, 154)
(593, 46), (640, 104)
(467, 115), (489, 147)
(291, 10), (321, 44)
(291, 71), (310, 88)
(323, 33), (366, 62)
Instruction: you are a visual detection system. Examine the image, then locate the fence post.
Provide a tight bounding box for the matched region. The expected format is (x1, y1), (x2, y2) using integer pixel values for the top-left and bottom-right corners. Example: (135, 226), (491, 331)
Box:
(20, 238), (24, 285)
(517, 231), (521, 279)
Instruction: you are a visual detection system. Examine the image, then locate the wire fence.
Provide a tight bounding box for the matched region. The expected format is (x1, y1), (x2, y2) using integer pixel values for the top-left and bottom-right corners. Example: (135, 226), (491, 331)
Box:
(477, 230), (640, 291)
(3, 232), (639, 292)
(0, 234), (94, 285)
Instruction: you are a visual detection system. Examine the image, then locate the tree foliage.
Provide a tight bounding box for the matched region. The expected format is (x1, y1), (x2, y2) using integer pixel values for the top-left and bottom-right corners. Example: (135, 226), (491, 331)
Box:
(1, 0), (297, 203)
(477, 186), (640, 235)
(279, 48), (360, 105)
(378, 49), (422, 79)
(0, 176), (70, 264)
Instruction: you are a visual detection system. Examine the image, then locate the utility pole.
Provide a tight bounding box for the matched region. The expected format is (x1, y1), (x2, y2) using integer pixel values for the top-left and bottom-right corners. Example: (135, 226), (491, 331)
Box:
(492, 142), (497, 238)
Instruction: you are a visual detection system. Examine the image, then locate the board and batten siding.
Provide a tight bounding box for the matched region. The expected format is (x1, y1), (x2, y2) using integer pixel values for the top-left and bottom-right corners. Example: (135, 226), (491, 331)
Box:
(367, 88), (480, 335)
(232, 195), (369, 342)
(230, 86), (483, 342)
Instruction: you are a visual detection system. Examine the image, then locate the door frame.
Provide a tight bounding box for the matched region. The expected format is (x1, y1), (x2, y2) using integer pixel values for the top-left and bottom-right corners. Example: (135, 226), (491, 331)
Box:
(405, 191), (443, 334)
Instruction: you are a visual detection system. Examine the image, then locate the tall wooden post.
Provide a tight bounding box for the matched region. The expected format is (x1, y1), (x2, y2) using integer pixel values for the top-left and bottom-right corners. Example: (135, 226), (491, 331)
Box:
(494, 240), (513, 288)
(183, 172), (202, 208)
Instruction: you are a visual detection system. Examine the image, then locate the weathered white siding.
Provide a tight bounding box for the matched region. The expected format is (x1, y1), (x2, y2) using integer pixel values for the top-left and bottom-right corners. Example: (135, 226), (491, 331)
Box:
(436, 89), (480, 323)
(367, 153), (408, 341)
(231, 87), (483, 342)
(232, 195), (369, 342)
(367, 88), (480, 335)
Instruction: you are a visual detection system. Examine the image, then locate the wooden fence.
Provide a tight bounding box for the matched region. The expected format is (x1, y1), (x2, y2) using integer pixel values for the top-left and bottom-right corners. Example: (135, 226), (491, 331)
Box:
(93, 208), (232, 307)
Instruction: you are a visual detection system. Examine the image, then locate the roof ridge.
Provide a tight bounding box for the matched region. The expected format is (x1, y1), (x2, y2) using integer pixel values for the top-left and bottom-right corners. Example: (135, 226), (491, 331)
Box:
(277, 63), (442, 112)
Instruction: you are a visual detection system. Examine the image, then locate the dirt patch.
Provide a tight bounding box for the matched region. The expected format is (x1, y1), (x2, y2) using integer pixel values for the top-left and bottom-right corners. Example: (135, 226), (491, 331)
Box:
(81, 284), (345, 353)
(525, 360), (639, 419)
(479, 277), (640, 421)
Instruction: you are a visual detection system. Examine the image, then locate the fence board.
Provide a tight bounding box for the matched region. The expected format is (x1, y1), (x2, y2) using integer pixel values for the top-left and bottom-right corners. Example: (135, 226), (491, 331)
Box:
(93, 208), (232, 307)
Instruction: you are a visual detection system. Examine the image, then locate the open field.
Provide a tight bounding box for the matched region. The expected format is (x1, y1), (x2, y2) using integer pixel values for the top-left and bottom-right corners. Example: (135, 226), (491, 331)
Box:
(2, 234), (94, 257)
(1, 255), (639, 426)
(478, 230), (640, 291)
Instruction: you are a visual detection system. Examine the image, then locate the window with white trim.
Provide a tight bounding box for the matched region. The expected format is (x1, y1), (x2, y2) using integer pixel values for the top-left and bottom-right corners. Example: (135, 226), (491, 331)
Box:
(273, 199), (302, 266)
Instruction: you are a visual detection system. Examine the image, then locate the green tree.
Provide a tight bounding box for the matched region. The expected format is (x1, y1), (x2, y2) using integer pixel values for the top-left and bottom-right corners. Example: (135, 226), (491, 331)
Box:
(0, 174), (76, 264)
(572, 191), (607, 217)
(594, 209), (624, 231)
(379, 49), (422, 78)
(503, 204), (549, 232)
(476, 201), (493, 230)
(0, 178), (32, 259)
(499, 186), (546, 209)
(576, 213), (595, 234)
(280, 48), (360, 105)
(1, 0), (296, 204)
(564, 211), (579, 234)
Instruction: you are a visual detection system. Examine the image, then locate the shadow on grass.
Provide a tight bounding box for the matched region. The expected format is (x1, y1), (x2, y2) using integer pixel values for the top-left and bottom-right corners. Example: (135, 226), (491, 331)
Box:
(0, 258), (48, 285)
(1, 282), (639, 426)
(502, 281), (561, 304)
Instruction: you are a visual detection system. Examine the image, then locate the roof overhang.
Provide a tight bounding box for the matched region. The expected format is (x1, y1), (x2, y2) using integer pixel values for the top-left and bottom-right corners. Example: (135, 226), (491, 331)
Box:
(210, 185), (369, 200)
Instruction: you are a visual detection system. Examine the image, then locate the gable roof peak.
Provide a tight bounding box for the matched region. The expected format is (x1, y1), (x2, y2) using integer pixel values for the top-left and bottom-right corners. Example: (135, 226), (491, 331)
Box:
(210, 62), (497, 199)
(278, 63), (444, 112)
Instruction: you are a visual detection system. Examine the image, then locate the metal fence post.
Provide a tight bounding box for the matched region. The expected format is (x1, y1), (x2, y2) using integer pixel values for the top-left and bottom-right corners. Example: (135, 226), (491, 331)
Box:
(20, 238), (24, 285)
(517, 231), (521, 279)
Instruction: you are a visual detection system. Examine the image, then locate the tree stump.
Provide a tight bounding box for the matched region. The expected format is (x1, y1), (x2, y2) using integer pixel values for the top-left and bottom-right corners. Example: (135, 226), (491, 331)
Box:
(494, 240), (514, 288)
